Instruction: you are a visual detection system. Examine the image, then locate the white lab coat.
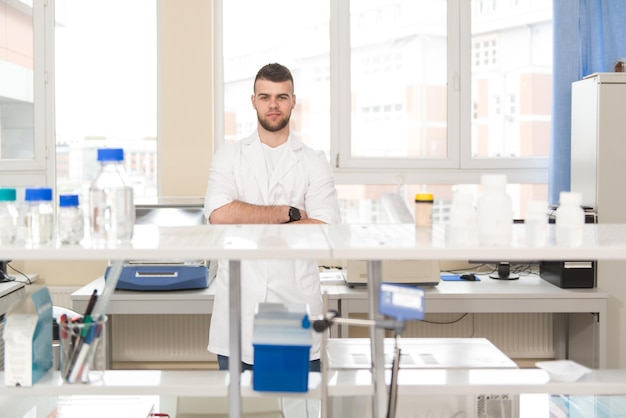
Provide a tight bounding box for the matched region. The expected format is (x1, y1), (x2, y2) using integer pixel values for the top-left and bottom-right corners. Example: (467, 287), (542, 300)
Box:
(204, 131), (340, 364)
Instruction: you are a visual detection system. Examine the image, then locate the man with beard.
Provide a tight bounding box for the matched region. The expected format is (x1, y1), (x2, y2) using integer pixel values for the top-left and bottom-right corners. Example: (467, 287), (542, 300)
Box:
(204, 63), (340, 372)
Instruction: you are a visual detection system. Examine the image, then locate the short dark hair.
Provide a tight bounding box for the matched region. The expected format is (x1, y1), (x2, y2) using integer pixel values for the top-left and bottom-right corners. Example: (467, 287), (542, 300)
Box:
(254, 63), (294, 93)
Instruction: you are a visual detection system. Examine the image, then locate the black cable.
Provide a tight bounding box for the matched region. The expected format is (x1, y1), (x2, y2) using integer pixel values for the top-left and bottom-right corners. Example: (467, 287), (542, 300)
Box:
(6, 263), (32, 284)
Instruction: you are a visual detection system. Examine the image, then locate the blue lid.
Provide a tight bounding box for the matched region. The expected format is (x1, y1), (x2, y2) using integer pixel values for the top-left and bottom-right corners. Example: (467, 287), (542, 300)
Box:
(25, 187), (53, 202)
(59, 194), (80, 207)
(0, 188), (16, 202)
(97, 148), (124, 162)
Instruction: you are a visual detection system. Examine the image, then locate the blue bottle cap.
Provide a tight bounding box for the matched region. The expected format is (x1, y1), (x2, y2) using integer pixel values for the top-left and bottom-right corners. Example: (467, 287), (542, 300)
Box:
(59, 194), (80, 207)
(25, 187), (53, 202)
(0, 188), (17, 202)
(97, 148), (124, 162)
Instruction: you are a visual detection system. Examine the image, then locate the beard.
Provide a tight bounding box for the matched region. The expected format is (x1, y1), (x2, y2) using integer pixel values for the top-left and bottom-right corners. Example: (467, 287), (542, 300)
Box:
(257, 112), (291, 132)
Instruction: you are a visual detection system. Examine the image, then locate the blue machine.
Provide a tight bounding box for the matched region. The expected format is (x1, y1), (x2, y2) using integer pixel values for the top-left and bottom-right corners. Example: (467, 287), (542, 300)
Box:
(105, 261), (210, 291)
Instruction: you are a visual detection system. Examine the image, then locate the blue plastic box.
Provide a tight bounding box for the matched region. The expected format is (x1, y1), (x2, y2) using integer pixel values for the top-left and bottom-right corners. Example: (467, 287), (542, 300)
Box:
(252, 303), (312, 392)
(253, 343), (311, 392)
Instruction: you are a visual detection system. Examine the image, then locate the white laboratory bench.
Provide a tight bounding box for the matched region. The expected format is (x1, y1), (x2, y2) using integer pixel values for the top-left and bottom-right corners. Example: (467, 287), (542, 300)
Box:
(72, 273), (609, 368)
(3, 223), (626, 418)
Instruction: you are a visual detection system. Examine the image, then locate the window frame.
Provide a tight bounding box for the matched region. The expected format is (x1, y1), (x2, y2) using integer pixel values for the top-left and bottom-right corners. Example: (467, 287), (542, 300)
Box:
(214, 0), (549, 186)
(0, 0), (54, 188)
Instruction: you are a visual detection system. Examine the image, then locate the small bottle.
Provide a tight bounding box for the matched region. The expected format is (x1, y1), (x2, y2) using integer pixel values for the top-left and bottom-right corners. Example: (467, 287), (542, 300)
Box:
(58, 194), (85, 245)
(555, 191), (584, 247)
(415, 193), (434, 227)
(0, 188), (19, 245)
(89, 148), (135, 247)
(525, 200), (548, 247)
(24, 187), (54, 247)
(476, 174), (513, 246)
(446, 190), (478, 247)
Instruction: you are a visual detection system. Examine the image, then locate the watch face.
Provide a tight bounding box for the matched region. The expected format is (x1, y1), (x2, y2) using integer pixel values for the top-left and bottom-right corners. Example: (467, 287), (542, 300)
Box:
(290, 207), (301, 222)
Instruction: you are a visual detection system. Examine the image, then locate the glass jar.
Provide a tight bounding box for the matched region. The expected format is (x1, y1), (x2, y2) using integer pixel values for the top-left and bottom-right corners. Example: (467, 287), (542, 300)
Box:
(58, 194), (85, 245)
(24, 187), (54, 247)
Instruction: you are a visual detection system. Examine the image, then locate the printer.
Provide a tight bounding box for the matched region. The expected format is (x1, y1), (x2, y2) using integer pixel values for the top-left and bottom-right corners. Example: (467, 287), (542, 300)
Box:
(104, 197), (215, 291)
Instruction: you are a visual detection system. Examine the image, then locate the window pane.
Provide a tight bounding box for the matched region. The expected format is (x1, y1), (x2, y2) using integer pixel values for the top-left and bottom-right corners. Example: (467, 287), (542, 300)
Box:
(55, 0), (157, 198)
(349, 0), (447, 158)
(471, 0), (552, 158)
(0, 1), (34, 160)
(223, 0), (330, 156)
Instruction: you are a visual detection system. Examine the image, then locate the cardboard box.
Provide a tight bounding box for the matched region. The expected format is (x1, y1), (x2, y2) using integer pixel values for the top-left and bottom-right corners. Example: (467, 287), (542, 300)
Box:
(3, 287), (53, 386)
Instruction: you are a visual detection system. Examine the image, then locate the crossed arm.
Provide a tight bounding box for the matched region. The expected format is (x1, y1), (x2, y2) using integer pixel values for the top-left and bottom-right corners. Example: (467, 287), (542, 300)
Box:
(209, 200), (324, 224)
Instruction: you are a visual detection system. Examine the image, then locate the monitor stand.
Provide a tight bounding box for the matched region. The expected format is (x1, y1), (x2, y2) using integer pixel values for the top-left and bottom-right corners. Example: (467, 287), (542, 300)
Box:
(489, 262), (519, 280)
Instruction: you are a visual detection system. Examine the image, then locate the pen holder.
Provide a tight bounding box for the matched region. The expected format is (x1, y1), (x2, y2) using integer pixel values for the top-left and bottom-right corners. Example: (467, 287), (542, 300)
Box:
(58, 315), (107, 384)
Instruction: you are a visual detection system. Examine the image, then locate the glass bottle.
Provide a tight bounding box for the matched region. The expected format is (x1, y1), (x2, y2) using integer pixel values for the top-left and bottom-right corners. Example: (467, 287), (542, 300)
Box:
(476, 174), (513, 246)
(0, 188), (19, 245)
(89, 148), (135, 247)
(24, 187), (54, 247)
(58, 194), (85, 245)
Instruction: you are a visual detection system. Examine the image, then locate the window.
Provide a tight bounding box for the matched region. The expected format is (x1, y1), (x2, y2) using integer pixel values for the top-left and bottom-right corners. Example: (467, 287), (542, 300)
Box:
(55, 0), (157, 200)
(0, 0), (47, 187)
(219, 0), (552, 220)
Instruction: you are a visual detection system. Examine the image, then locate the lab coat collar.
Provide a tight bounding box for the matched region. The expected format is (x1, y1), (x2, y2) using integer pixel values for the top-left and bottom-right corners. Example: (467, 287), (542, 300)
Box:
(241, 131), (302, 204)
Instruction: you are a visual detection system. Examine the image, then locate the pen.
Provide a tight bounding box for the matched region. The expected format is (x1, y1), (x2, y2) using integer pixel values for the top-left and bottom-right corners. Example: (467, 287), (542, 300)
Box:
(64, 315), (93, 381)
(80, 320), (104, 382)
(84, 289), (98, 317)
(68, 322), (98, 383)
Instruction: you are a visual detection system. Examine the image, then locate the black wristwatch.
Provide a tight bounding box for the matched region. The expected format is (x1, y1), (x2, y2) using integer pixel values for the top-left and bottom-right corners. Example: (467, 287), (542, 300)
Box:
(288, 206), (301, 222)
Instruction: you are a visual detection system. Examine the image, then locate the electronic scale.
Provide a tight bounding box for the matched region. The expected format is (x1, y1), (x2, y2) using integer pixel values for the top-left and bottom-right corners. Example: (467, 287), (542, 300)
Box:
(105, 260), (211, 291)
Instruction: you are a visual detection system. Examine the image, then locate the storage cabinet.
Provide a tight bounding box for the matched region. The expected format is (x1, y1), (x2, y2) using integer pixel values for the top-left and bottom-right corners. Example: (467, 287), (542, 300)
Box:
(571, 73), (626, 367)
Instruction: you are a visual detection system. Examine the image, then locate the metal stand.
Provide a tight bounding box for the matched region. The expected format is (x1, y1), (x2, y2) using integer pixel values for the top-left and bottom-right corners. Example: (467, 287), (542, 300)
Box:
(312, 308), (405, 418)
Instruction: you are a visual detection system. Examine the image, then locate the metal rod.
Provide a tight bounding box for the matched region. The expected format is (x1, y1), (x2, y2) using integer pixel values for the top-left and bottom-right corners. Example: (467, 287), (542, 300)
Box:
(228, 260), (242, 418)
(321, 291), (330, 418)
(386, 346), (401, 418)
(368, 260), (387, 418)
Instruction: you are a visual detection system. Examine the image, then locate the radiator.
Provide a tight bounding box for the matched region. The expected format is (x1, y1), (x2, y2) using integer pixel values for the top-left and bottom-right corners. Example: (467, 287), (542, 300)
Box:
(48, 286), (80, 311)
(46, 287), (554, 364)
(111, 314), (214, 363)
(402, 312), (554, 359)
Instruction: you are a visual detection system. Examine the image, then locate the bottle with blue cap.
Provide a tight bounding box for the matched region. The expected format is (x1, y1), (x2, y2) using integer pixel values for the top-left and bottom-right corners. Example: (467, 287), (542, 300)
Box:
(58, 194), (85, 245)
(24, 187), (54, 247)
(0, 188), (19, 245)
(89, 148), (135, 246)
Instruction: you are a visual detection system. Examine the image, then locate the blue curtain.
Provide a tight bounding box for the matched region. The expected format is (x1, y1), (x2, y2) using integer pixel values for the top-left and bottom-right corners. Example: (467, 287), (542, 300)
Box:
(549, 0), (626, 204)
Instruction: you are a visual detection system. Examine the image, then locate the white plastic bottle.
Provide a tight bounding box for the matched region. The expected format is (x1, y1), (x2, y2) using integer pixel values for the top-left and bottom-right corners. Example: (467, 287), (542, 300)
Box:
(525, 200), (548, 247)
(89, 148), (135, 247)
(555, 191), (584, 247)
(24, 187), (54, 247)
(476, 174), (513, 246)
(446, 190), (478, 247)
(58, 194), (85, 245)
(0, 188), (19, 245)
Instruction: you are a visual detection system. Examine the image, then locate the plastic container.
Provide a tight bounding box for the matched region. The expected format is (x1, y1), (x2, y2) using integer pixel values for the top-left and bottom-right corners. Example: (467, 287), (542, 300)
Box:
(476, 174), (513, 246)
(414, 193), (434, 227)
(24, 187), (54, 247)
(252, 303), (312, 392)
(89, 148), (135, 247)
(555, 191), (584, 247)
(0, 188), (19, 245)
(536, 360), (591, 382)
(58, 194), (85, 245)
(446, 190), (478, 247)
(525, 200), (548, 247)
